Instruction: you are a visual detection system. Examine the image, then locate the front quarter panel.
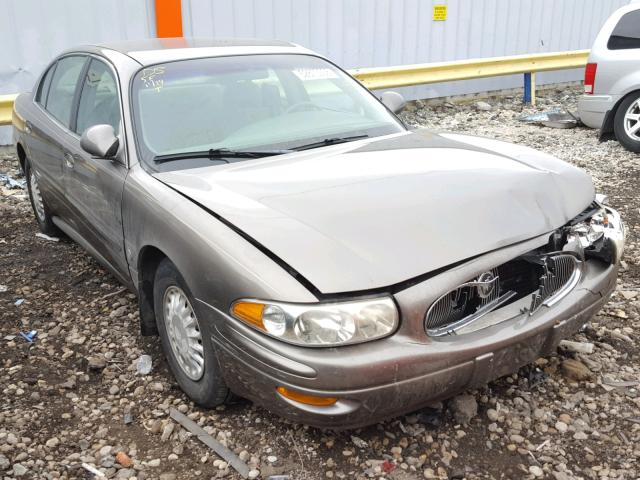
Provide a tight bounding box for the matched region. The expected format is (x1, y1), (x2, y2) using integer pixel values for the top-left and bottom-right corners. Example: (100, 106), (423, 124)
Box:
(122, 165), (318, 312)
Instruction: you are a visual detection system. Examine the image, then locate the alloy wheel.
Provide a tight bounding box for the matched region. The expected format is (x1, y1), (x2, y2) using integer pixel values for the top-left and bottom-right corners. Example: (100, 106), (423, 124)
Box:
(624, 98), (640, 141)
(163, 286), (205, 381)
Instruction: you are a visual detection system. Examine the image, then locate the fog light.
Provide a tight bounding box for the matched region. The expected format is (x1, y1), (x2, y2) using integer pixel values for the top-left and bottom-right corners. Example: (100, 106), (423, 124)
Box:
(276, 386), (337, 406)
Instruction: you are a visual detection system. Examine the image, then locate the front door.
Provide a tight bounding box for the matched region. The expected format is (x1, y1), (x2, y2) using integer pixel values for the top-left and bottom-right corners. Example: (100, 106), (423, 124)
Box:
(63, 57), (129, 279)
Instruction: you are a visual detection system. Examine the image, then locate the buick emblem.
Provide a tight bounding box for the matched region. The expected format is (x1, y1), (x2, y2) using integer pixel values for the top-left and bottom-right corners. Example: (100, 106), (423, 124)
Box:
(476, 271), (496, 298)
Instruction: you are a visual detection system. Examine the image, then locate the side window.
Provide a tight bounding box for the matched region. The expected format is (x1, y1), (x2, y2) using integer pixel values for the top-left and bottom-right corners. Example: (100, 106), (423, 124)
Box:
(608, 10), (640, 50)
(46, 56), (86, 128)
(36, 64), (56, 106)
(75, 59), (121, 135)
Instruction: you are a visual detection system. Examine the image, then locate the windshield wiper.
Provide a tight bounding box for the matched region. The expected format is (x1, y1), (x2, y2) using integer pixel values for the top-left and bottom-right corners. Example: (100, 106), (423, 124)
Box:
(153, 148), (292, 164)
(292, 135), (369, 152)
(208, 148), (292, 158)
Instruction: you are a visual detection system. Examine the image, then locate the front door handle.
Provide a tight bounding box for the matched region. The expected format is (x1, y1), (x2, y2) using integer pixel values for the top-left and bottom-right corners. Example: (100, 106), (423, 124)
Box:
(64, 152), (75, 169)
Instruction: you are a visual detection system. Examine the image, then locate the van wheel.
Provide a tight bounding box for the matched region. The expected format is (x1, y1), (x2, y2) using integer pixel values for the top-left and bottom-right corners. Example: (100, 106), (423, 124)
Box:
(614, 93), (640, 153)
(153, 258), (231, 407)
(25, 160), (59, 235)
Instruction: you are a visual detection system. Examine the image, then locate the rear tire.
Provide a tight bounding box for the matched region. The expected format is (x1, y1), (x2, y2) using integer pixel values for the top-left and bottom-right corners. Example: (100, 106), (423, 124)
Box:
(613, 92), (640, 153)
(25, 160), (59, 235)
(153, 258), (231, 407)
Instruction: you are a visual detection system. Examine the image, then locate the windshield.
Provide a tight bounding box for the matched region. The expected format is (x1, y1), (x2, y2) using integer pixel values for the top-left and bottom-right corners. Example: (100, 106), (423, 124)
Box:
(131, 54), (404, 167)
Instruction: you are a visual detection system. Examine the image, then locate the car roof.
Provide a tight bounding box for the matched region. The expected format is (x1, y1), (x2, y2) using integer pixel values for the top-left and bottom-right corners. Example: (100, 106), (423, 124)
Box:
(78, 37), (314, 66)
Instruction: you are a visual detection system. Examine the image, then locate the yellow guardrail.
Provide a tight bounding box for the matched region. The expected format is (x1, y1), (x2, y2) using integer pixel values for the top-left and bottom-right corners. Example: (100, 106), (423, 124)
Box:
(349, 49), (590, 91)
(0, 94), (18, 127)
(0, 50), (589, 127)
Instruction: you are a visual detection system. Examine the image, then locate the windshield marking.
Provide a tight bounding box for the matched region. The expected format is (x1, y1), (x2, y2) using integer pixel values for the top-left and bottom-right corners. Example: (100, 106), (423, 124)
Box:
(140, 66), (165, 92)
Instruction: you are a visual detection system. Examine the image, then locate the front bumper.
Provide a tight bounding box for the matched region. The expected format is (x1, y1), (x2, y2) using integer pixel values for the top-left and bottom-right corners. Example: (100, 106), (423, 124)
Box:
(200, 257), (618, 429)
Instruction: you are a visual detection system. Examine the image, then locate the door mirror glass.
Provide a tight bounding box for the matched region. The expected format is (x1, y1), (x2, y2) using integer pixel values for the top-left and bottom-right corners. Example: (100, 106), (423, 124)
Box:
(80, 124), (119, 158)
(380, 91), (407, 114)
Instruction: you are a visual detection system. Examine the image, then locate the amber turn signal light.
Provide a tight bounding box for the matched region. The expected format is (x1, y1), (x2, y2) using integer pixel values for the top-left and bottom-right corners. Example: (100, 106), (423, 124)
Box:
(231, 301), (265, 329)
(276, 386), (338, 406)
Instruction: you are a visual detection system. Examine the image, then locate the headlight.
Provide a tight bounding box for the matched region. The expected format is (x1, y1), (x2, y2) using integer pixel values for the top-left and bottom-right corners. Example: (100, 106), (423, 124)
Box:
(230, 297), (398, 346)
(566, 207), (608, 248)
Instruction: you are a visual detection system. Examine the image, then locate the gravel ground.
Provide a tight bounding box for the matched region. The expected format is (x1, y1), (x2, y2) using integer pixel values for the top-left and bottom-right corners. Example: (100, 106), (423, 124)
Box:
(1, 85), (640, 480)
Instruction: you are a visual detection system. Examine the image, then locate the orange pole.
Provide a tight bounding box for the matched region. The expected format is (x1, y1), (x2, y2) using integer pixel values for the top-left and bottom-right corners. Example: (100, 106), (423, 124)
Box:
(155, 0), (183, 38)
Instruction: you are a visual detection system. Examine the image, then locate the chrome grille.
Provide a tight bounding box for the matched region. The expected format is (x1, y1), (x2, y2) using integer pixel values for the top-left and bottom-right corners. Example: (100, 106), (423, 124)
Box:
(530, 254), (581, 313)
(425, 270), (500, 330)
(425, 252), (581, 337)
(425, 270), (517, 334)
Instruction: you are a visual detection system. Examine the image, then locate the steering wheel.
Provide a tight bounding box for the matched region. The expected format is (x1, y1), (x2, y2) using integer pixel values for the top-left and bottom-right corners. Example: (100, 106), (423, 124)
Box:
(284, 101), (323, 114)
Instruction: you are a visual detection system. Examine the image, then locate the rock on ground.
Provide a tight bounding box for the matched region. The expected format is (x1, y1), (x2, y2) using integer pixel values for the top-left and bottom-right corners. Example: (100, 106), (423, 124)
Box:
(449, 394), (478, 424)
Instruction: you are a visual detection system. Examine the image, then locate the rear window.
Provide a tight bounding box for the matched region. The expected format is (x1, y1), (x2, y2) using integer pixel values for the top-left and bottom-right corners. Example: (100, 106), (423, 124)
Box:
(45, 56), (87, 128)
(608, 10), (640, 50)
(36, 64), (56, 106)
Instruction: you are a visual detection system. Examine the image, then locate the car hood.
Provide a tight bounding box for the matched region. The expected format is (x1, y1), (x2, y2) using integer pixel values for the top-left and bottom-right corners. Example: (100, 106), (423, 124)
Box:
(153, 130), (595, 295)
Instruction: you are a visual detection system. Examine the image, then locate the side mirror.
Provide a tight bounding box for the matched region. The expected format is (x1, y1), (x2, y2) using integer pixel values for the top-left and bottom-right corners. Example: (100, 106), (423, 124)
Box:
(380, 91), (407, 114)
(80, 124), (119, 158)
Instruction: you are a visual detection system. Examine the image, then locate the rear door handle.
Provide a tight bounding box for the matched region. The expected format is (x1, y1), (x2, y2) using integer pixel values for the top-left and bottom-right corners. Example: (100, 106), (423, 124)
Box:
(64, 152), (75, 169)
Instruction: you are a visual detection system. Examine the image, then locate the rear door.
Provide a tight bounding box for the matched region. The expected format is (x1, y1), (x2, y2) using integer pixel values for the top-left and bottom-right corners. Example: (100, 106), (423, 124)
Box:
(63, 57), (129, 278)
(26, 55), (87, 216)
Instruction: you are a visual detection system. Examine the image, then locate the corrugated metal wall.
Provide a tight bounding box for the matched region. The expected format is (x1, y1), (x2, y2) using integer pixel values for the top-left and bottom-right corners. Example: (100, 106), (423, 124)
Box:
(0, 0), (156, 144)
(0, 0), (156, 95)
(0, 0), (630, 143)
(182, 0), (629, 99)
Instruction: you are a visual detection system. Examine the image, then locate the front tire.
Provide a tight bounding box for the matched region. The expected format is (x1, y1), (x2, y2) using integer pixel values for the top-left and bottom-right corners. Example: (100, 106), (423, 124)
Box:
(153, 258), (231, 407)
(25, 160), (58, 235)
(613, 93), (640, 153)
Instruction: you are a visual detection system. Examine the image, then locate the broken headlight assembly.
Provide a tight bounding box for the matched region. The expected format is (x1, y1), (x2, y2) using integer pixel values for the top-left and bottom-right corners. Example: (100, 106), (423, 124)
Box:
(425, 195), (625, 337)
(552, 195), (625, 265)
(230, 297), (398, 346)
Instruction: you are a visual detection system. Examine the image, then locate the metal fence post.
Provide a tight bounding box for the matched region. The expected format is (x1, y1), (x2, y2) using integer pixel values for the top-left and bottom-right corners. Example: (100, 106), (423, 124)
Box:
(523, 72), (537, 106)
(531, 72), (537, 106)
